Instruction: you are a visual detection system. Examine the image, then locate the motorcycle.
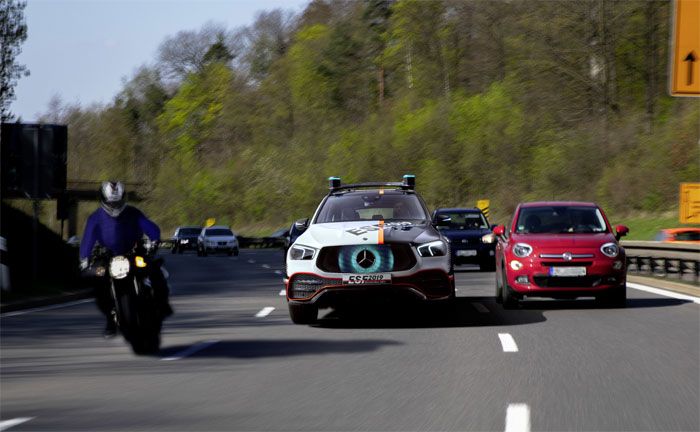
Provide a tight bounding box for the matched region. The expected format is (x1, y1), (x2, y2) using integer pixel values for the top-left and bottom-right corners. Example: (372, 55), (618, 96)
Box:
(85, 241), (166, 354)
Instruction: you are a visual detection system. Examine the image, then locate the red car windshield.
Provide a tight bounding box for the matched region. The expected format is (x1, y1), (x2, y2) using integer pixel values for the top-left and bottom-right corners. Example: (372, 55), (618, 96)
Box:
(515, 206), (608, 234)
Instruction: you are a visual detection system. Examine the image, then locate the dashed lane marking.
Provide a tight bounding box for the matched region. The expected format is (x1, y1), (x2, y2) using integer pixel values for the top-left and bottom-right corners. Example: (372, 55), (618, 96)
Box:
(279, 289), (286, 296)
(473, 302), (489, 313)
(505, 404), (530, 432)
(0, 299), (92, 318)
(0, 417), (35, 431)
(261, 264), (271, 269)
(255, 307), (275, 317)
(274, 270), (283, 275)
(247, 259), (256, 264)
(498, 333), (519, 352)
(161, 340), (220, 361)
(628, 282), (700, 304)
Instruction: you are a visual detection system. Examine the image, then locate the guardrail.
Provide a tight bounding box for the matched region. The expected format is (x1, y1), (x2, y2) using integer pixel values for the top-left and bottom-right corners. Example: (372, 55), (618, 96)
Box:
(622, 241), (700, 284)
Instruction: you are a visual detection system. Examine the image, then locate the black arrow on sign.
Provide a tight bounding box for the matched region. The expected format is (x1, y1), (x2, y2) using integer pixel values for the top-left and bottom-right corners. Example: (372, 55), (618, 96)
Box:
(684, 51), (696, 86)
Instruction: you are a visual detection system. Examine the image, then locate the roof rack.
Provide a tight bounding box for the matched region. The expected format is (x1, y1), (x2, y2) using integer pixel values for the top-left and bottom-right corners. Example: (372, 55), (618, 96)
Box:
(328, 175), (416, 192)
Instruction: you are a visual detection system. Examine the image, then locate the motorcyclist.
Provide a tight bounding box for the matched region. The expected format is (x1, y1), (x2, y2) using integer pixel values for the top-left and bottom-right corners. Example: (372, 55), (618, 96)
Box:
(80, 181), (173, 337)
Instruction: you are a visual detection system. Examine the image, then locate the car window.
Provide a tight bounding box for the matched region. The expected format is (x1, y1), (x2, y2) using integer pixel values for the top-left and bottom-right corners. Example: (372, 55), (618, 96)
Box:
(206, 228), (233, 236)
(674, 231), (700, 241)
(180, 228), (200, 236)
(436, 212), (488, 230)
(315, 193), (428, 223)
(515, 206), (608, 234)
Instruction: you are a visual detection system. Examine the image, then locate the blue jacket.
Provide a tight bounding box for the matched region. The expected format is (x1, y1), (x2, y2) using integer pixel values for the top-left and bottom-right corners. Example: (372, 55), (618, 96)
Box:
(80, 206), (160, 259)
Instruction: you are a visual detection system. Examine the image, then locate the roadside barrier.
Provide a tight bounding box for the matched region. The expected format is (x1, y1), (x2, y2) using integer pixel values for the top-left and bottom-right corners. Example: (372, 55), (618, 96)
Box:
(1, 236), (9, 291)
(623, 241), (700, 284)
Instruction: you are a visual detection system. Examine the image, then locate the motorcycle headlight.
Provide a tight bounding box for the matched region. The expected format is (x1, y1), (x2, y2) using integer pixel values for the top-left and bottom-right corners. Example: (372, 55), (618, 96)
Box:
(512, 243), (533, 258)
(109, 256), (130, 279)
(417, 240), (447, 257)
(289, 244), (316, 260)
(600, 242), (619, 258)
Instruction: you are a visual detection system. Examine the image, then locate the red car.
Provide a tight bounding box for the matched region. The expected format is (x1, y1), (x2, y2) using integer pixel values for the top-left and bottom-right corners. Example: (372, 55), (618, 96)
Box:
(493, 202), (629, 308)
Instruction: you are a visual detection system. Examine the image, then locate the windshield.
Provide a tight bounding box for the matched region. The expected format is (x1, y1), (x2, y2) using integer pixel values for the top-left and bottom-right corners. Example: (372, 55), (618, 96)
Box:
(515, 206), (608, 234)
(315, 192), (428, 223)
(206, 228), (233, 236)
(436, 212), (488, 230)
(179, 228), (200, 236)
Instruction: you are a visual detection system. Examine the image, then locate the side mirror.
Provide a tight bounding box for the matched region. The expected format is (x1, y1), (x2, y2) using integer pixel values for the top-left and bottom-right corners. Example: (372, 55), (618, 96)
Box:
(490, 224), (498, 230)
(615, 225), (629, 240)
(294, 218), (310, 232)
(493, 225), (505, 237)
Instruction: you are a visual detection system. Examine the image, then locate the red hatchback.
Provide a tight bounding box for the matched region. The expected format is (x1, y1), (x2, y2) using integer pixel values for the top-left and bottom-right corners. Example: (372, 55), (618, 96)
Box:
(493, 202), (629, 308)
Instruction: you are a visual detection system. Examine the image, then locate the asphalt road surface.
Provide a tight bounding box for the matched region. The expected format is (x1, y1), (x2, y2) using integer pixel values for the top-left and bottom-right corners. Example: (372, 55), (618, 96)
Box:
(1, 249), (698, 431)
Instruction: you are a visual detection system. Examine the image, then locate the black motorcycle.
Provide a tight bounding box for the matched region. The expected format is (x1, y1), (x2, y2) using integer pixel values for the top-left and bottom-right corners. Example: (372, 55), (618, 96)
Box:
(86, 241), (166, 354)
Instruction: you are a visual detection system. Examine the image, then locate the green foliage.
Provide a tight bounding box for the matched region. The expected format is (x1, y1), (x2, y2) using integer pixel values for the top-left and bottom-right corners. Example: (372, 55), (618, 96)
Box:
(41, 1), (700, 236)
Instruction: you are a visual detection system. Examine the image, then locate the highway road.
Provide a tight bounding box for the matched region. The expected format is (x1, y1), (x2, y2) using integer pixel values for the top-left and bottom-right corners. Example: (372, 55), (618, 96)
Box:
(1, 249), (698, 431)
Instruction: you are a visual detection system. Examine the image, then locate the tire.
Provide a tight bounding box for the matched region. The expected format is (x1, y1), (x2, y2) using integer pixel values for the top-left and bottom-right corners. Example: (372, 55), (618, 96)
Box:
(197, 246), (202, 257)
(288, 303), (318, 324)
(233, 248), (239, 257)
(171, 247), (176, 254)
(495, 267), (503, 304)
(202, 248), (208, 257)
(596, 284), (627, 308)
(480, 260), (496, 272)
(227, 250), (233, 256)
(117, 290), (161, 355)
(501, 270), (519, 309)
(177, 247), (183, 254)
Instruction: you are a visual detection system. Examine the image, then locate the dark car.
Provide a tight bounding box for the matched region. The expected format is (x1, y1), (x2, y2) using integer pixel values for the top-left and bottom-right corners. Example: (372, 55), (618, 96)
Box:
(432, 208), (496, 271)
(171, 226), (202, 254)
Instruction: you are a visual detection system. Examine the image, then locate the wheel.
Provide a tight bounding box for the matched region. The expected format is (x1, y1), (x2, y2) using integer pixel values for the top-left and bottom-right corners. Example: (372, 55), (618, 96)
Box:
(227, 250), (233, 256)
(233, 248), (239, 257)
(288, 303), (318, 324)
(501, 270), (519, 309)
(596, 284), (626, 308)
(197, 246), (202, 256)
(202, 248), (208, 257)
(495, 267), (503, 304)
(171, 247), (176, 254)
(177, 247), (183, 254)
(480, 260), (496, 272)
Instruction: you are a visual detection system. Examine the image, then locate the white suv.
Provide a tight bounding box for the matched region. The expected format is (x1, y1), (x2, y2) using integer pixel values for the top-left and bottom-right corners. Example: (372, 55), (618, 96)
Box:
(197, 226), (239, 257)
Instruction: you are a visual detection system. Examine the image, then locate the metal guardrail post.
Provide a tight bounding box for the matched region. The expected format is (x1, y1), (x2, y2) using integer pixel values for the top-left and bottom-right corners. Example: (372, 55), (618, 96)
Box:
(622, 241), (700, 284)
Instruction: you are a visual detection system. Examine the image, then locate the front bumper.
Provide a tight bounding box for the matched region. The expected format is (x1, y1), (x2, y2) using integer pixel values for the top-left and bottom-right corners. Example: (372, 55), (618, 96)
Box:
(286, 270), (455, 307)
(505, 255), (626, 297)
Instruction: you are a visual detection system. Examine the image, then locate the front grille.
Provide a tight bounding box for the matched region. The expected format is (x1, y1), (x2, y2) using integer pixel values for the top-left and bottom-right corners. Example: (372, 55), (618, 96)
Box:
(316, 244), (416, 273)
(541, 261), (593, 267)
(533, 276), (603, 288)
(218, 241), (227, 246)
(288, 274), (341, 299)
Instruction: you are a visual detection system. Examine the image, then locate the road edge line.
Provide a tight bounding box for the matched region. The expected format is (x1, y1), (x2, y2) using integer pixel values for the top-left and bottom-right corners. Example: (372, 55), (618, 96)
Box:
(628, 282), (700, 304)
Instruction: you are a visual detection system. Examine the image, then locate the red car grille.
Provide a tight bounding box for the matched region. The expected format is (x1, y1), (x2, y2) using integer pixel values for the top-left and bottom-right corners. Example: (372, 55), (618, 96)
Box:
(533, 275), (605, 288)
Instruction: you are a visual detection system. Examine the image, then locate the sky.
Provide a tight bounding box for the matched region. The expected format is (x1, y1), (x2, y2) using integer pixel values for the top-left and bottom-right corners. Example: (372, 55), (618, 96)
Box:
(11, 0), (309, 121)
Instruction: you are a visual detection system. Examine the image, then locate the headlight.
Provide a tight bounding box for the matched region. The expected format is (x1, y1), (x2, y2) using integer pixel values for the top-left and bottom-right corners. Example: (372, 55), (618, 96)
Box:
(109, 256), (130, 279)
(481, 233), (496, 244)
(512, 243), (533, 258)
(180, 239), (189, 244)
(417, 240), (447, 257)
(600, 242), (619, 258)
(289, 244), (316, 260)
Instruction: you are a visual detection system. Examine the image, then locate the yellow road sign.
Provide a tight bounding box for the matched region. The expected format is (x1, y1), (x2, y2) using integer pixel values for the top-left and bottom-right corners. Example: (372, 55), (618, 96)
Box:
(476, 199), (490, 218)
(205, 218), (216, 227)
(680, 183), (700, 223)
(670, 0), (700, 96)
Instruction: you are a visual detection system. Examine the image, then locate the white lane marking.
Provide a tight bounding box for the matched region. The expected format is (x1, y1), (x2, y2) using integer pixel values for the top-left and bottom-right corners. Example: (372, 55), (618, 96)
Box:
(255, 306), (275, 318)
(505, 404), (530, 432)
(261, 264), (271, 269)
(274, 270), (283, 275)
(473, 302), (489, 313)
(628, 282), (700, 304)
(247, 259), (256, 264)
(0, 299), (92, 318)
(498, 333), (519, 352)
(279, 289), (286, 296)
(0, 417), (34, 431)
(161, 340), (220, 361)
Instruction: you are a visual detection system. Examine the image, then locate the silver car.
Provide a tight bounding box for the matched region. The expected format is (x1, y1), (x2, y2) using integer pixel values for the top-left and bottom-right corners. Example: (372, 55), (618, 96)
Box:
(197, 226), (240, 257)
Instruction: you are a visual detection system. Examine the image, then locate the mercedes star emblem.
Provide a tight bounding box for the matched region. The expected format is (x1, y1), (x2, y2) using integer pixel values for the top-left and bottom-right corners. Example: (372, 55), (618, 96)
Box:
(563, 252), (573, 261)
(356, 249), (376, 269)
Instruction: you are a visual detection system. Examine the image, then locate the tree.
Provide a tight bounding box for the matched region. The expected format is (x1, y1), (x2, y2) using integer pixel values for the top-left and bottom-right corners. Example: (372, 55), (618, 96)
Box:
(0, 0), (29, 122)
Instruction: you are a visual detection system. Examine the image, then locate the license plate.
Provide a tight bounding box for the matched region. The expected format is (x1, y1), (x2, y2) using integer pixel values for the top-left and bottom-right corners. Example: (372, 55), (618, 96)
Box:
(456, 250), (477, 257)
(549, 267), (587, 277)
(342, 273), (392, 285)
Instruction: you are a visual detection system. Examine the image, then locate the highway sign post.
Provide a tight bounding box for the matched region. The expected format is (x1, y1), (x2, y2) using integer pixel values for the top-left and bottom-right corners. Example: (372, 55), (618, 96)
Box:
(670, 0), (700, 96)
(679, 183), (700, 224)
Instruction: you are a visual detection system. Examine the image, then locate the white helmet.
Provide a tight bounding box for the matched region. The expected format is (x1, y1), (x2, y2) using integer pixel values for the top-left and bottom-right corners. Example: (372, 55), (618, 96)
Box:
(100, 181), (126, 217)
